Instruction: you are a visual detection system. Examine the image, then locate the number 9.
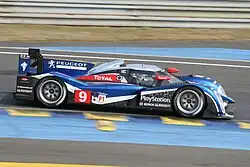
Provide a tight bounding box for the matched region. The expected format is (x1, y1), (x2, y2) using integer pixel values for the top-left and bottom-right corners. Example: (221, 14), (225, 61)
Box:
(79, 91), (87, 102)
(74, 90), (91, 104)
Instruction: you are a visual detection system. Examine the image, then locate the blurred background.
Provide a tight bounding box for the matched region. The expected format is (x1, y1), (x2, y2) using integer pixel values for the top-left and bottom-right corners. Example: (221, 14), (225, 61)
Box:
(1, 0), (250, 44)
(0, 1), (250, 167)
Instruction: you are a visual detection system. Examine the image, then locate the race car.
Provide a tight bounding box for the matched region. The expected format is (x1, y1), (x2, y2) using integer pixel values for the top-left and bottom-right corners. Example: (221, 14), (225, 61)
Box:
(14, 48), (235, 119)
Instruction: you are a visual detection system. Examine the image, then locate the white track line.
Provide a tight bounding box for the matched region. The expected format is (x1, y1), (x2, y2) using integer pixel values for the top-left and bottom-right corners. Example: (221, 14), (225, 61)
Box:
(0, 51), (250, 68)
(0, 46), (27, 49)
(1, 46), (250, 63)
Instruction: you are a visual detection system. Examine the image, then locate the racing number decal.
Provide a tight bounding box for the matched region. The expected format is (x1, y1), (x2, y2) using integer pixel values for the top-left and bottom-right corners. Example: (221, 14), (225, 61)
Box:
(74, 90), (91, 104)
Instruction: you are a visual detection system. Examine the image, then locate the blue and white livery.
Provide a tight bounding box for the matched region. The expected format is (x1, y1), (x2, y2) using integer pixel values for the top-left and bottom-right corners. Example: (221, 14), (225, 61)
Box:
(14, 48), (235, 119)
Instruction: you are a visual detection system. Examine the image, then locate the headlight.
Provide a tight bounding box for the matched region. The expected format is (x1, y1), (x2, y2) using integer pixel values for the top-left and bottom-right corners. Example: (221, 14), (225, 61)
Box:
(214, 91), (226, 114)
(215, 91), (224, 105)
(217, 86), (228, 107)
(217, 85), (226, 95)
(224, 101), (228, 108)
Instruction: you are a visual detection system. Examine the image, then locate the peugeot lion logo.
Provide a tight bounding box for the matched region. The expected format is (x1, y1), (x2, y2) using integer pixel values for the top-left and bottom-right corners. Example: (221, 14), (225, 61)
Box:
(20, 62), (28, 71)
(48, 60), (55, 68)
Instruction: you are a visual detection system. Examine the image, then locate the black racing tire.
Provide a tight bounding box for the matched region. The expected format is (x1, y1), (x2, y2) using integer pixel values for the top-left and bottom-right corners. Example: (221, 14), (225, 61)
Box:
(35, 77), (67, 108)
(172, 86), (206, 118)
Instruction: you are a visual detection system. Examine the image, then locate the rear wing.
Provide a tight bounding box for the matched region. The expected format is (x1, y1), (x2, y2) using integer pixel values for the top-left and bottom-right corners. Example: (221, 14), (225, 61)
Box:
(18, 48), (96, 77)
(18, 48), (43, 75)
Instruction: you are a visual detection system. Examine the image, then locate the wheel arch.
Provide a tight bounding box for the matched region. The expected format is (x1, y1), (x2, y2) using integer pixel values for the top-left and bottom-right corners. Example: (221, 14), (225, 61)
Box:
(171, 85), (208, 117)
(34, 76), (68, 107)
(171, 85), (207, 103)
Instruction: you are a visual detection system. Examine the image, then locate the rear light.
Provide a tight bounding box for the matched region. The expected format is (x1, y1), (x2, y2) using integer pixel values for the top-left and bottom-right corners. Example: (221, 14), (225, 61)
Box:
(20, 77), (28, 81)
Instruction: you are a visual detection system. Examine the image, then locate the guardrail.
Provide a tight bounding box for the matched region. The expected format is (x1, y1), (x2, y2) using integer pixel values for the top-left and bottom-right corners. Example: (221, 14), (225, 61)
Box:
(1, 0), (250, 28)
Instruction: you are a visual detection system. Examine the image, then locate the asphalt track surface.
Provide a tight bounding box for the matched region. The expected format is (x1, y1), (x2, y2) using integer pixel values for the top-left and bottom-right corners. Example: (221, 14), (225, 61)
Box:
(0, 138), (250, 167)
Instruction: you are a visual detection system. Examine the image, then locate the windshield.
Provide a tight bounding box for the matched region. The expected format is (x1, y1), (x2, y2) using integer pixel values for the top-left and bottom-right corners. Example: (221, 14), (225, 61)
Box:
(86, 59), (125, 75)
(157, 70), (182, 84)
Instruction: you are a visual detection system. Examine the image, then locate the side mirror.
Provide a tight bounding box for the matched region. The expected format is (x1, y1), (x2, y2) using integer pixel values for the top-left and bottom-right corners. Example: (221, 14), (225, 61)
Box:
(166, 68), (180, 74)
(155, 75), (171, 81)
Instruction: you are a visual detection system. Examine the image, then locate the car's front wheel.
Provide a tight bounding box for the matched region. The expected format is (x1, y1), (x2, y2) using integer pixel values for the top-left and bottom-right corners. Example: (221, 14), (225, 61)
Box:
(36, 77), (67, 108)
(173, 86), (206, 118)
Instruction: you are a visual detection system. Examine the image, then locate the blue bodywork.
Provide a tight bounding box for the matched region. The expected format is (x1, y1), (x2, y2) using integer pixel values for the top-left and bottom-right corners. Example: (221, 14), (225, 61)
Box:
(178, 74), (234, 102)
(49, 71), (235, 118)
(15, 48), (235, 119)
(178, 75), (220, 90)
(177, 75), (235, 117)
(52, 71), (144, 97)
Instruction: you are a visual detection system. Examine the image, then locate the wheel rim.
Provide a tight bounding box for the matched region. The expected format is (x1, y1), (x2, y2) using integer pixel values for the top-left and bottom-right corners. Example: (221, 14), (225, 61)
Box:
(38, 80), (64, 104)
(176, 89), (204, 115)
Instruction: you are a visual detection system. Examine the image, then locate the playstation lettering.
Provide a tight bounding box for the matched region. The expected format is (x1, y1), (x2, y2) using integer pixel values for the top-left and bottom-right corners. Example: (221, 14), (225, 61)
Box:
(139, 91), (174, 108)
(141, 95), (170, 103)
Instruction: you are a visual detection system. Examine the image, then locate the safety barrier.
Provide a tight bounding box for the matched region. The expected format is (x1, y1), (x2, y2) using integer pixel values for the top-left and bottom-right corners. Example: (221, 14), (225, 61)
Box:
(1, 0), (250, 28)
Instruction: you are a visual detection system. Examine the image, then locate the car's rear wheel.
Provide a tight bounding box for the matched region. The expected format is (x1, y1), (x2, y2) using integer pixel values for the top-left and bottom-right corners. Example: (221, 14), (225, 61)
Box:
(173, 86), (206, 118)
(36, 77), (67, 108)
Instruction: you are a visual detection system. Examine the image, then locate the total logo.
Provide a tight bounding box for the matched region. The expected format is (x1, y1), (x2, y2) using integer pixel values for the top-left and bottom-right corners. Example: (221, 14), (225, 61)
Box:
(48, 60), (87, 70)
(94, 75), (113, 81)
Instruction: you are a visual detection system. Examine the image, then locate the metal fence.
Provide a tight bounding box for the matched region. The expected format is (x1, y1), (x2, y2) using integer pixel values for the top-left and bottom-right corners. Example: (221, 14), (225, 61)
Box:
(1, 0), (250, 28)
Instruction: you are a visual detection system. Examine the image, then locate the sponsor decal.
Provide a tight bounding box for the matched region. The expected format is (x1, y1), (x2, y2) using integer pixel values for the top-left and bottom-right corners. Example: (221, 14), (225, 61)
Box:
(77, 74), (122, 82)
(139, 102), (171, 108)
(17, 86), (33, 89)
(94, 75), (113, 81)
(48, 60), (87, 70)
(16, 89), (32, 93)
(140, 95), (171, 103)
(20, 54), (30, 59)
(92, 92), (107, 104)
(93, 74), (122, 82)
(48, 60), (56, 68)
(98, 94), (106, 103)
(139, 91), (173, 108)
(74, 90), (91, 104)
(18, 58), (30, 74)
(16, 85), (33, 94)
(116, 75), (123, 80)
(20, 62), (28, 72)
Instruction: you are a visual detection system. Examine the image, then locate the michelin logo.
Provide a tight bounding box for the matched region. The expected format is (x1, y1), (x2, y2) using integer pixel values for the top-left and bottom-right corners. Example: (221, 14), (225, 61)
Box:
(48, 60), (87, 70)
